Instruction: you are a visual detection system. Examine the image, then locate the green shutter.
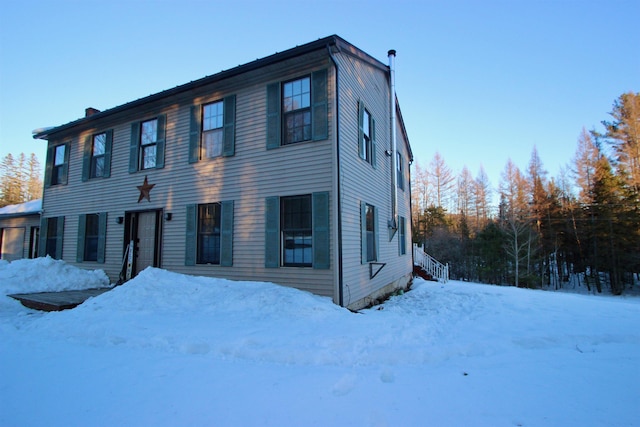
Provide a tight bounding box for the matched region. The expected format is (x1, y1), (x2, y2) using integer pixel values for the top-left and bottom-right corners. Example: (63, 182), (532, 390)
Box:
(82, 136), (92, 182)
(358, 101), (364, 159)
(188, 105), (201, 163)
(155, 114), (166, 169)
(44, 145), (54, 188)
(220, 200), (234, 266)
(77, 214), (87, 262)
(103, 130), (113, 178)
(360, 201), (367, 264)
(223, 95), (236, 157)
(185, 204), (196, 266)
(312, 69), (328, 141)
(39, 216), (48, 257)
(97, 212), (107, 263)
(55, 216), (64, 259)
(266, 82), (281, 150)
(265, 196), (279, 268)
(371, 117), (377, 169)
(60, 142), (70, 185)
(398, 216), (405, 255)
(312, 192), (330, 269)
(129, 122), (140, 173)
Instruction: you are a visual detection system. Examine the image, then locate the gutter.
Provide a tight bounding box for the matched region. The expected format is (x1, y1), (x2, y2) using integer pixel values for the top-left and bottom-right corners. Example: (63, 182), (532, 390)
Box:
(327, 45), (345, 307)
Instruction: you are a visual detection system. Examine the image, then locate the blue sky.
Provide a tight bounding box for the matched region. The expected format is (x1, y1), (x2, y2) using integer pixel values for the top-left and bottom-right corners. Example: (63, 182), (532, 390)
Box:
(1, 0), (638, 200)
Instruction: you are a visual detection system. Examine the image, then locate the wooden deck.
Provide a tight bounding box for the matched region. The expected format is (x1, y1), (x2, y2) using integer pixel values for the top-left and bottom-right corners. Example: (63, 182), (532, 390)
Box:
(8, 288), (112, 312)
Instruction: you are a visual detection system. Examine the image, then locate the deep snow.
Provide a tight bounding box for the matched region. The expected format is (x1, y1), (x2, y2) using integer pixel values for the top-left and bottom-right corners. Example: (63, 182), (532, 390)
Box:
(1, 258), (639, 426)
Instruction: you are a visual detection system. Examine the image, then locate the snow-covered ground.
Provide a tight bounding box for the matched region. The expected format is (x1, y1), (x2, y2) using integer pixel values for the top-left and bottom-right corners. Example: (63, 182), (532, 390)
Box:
(1, 258), (639, 426)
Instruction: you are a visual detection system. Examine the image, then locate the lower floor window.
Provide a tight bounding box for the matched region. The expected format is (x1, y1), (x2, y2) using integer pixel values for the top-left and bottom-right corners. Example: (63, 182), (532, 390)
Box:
(84, 214), (99, 261)
(46, 217), (62, 259)
(281, 195), (312, 267)
(198, 203), (221, 264)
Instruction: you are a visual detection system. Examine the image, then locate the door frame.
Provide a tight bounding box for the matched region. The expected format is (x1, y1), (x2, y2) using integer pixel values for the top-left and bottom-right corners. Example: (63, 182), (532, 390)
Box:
(123, 209), (163, 276)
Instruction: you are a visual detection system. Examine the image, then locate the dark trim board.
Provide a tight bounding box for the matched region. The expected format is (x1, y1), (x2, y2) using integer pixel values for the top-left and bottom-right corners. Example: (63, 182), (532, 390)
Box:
(8, 288), (112, 311)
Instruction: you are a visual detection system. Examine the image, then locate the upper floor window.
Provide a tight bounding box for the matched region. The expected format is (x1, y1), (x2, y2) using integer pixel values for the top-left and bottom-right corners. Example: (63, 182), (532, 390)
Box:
(189, 96), (236, 163)
(91, 133), (106, 178)
(397, 152), (404, 190)
(83, 130), (112, 181)
(266, 69), (328, 149)
(50, 144), (68, 186)
(202, 101), (224, 158)
(283, 77), (311, 145)
(358, 101), (376, 167)
(140, 119), (158, 169)
(129, 116), (166, 173)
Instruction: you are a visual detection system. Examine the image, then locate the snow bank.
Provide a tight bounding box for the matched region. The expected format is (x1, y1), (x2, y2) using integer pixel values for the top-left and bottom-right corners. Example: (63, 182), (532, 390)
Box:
(0, 256), (110, 295)
(1, 260), (639, 427)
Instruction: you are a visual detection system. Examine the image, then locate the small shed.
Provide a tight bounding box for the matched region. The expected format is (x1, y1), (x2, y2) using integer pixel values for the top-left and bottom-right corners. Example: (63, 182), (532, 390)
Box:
(0, 200), (42, 261)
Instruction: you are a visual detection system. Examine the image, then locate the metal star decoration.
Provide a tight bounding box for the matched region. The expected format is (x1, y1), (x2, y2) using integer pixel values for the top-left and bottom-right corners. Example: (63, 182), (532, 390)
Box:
(137, 176), (155, 203)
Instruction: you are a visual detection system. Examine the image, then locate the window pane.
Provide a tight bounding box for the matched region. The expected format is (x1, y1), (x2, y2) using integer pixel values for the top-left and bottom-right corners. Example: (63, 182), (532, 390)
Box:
(141, 119), (157, 146)
(54, 145), (65, 166)
(142, 145), (156, 169)
(203, 129), (223, 158)
(92, 156), (104, 178)
(283, 77), (310, 113)
(203, 101), (223, 131)
(93, 133), (106, 156)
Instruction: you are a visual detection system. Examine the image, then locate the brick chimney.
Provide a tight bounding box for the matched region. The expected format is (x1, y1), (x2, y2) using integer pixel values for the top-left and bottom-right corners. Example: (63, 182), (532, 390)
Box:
(85, 107), (101, 117)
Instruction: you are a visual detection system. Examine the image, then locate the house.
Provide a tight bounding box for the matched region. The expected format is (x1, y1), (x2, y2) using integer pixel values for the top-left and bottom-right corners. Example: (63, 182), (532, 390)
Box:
(0, 199), (42, 261)
(32, 35), (413, 310)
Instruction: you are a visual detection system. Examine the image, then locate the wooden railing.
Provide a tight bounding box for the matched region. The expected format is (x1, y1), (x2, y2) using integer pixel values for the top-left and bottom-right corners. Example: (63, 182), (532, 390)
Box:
(413, 244), (449, 283)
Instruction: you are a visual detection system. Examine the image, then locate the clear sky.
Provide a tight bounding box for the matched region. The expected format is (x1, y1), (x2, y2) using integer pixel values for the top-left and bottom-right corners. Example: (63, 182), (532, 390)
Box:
(1, 0), (638, 200)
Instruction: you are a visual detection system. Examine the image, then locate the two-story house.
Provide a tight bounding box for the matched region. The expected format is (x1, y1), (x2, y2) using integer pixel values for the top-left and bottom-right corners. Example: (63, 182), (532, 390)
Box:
(33, 35), (413, 310)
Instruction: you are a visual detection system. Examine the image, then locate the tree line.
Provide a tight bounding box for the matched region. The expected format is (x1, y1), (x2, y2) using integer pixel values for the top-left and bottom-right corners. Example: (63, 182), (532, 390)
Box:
(411, 92), (639, 294)
(0, 153), (43, 207)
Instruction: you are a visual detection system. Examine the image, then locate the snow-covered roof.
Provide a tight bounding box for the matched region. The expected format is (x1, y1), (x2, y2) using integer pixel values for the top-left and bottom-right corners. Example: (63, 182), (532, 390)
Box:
(0, 199), (42, 217)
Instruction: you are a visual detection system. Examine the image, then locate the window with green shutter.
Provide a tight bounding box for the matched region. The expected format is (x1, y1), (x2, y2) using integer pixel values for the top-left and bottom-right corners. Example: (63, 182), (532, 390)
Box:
(265, 192), (330, 269)
(189, 96), (236, 163)
(77, 213), (107, 263)
(40, 216), (64, 259)
(129, 115), (165, 172)
(358, 101), (376, 168)
(185, 201), (234, 266)
(266, 69), (328, 149)
(83, 130), (113, 181)
(45, 142), (70, 187)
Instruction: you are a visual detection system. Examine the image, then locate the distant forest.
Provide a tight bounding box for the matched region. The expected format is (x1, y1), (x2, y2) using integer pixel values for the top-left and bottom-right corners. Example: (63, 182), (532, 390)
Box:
(411, 92), (639, 294)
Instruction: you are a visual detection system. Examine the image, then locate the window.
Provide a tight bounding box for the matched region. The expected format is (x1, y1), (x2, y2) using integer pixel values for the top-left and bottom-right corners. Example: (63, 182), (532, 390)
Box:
(397, 152), (404, 190)
(83, 130), (112, 181)
(185, 201), (234, 267)
(398, 216), (406, 255)
(281, 195), (312, 267)
(265, 192), (329, 269)
(358, 101), (376, 166)
(283, 77), (311, 145)
(360, 202), (378, 263)
(40, 216), (63, 259)
(47, 143), (69, 186)
(197, 203), (221, 264)
(140, 119), (158, 169)
(266, 69), (328, 149)
(84, 214), (99, 261)
(77, 213), (107, 263)
(365, 204), (376, 262)
(129, 116), (165, 173)
(91, 133), (106, 178)
(202, 101), (224, 158)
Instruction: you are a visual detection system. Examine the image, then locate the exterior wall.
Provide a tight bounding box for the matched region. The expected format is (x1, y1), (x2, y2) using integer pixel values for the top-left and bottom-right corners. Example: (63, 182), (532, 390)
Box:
(333, 51), (413, 310)
(0, 214), (40, 261)
(40, 51), (336, 298)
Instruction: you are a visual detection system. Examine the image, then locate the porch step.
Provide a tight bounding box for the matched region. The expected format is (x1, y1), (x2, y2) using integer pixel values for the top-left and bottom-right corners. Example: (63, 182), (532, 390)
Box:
(413, 265), (436, 281)
(8, 288), (111, 312)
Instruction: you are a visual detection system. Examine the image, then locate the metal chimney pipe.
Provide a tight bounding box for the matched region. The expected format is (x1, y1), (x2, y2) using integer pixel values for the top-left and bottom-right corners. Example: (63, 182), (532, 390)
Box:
(388, 49), (398, 233)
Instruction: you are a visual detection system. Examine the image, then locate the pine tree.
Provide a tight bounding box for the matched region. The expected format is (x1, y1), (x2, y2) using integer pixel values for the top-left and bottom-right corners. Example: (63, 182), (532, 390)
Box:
(428, 152), (456, 210)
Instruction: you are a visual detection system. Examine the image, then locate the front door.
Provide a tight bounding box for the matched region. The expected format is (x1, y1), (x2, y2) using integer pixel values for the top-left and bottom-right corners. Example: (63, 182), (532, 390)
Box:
(125, 210), (161, 276)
